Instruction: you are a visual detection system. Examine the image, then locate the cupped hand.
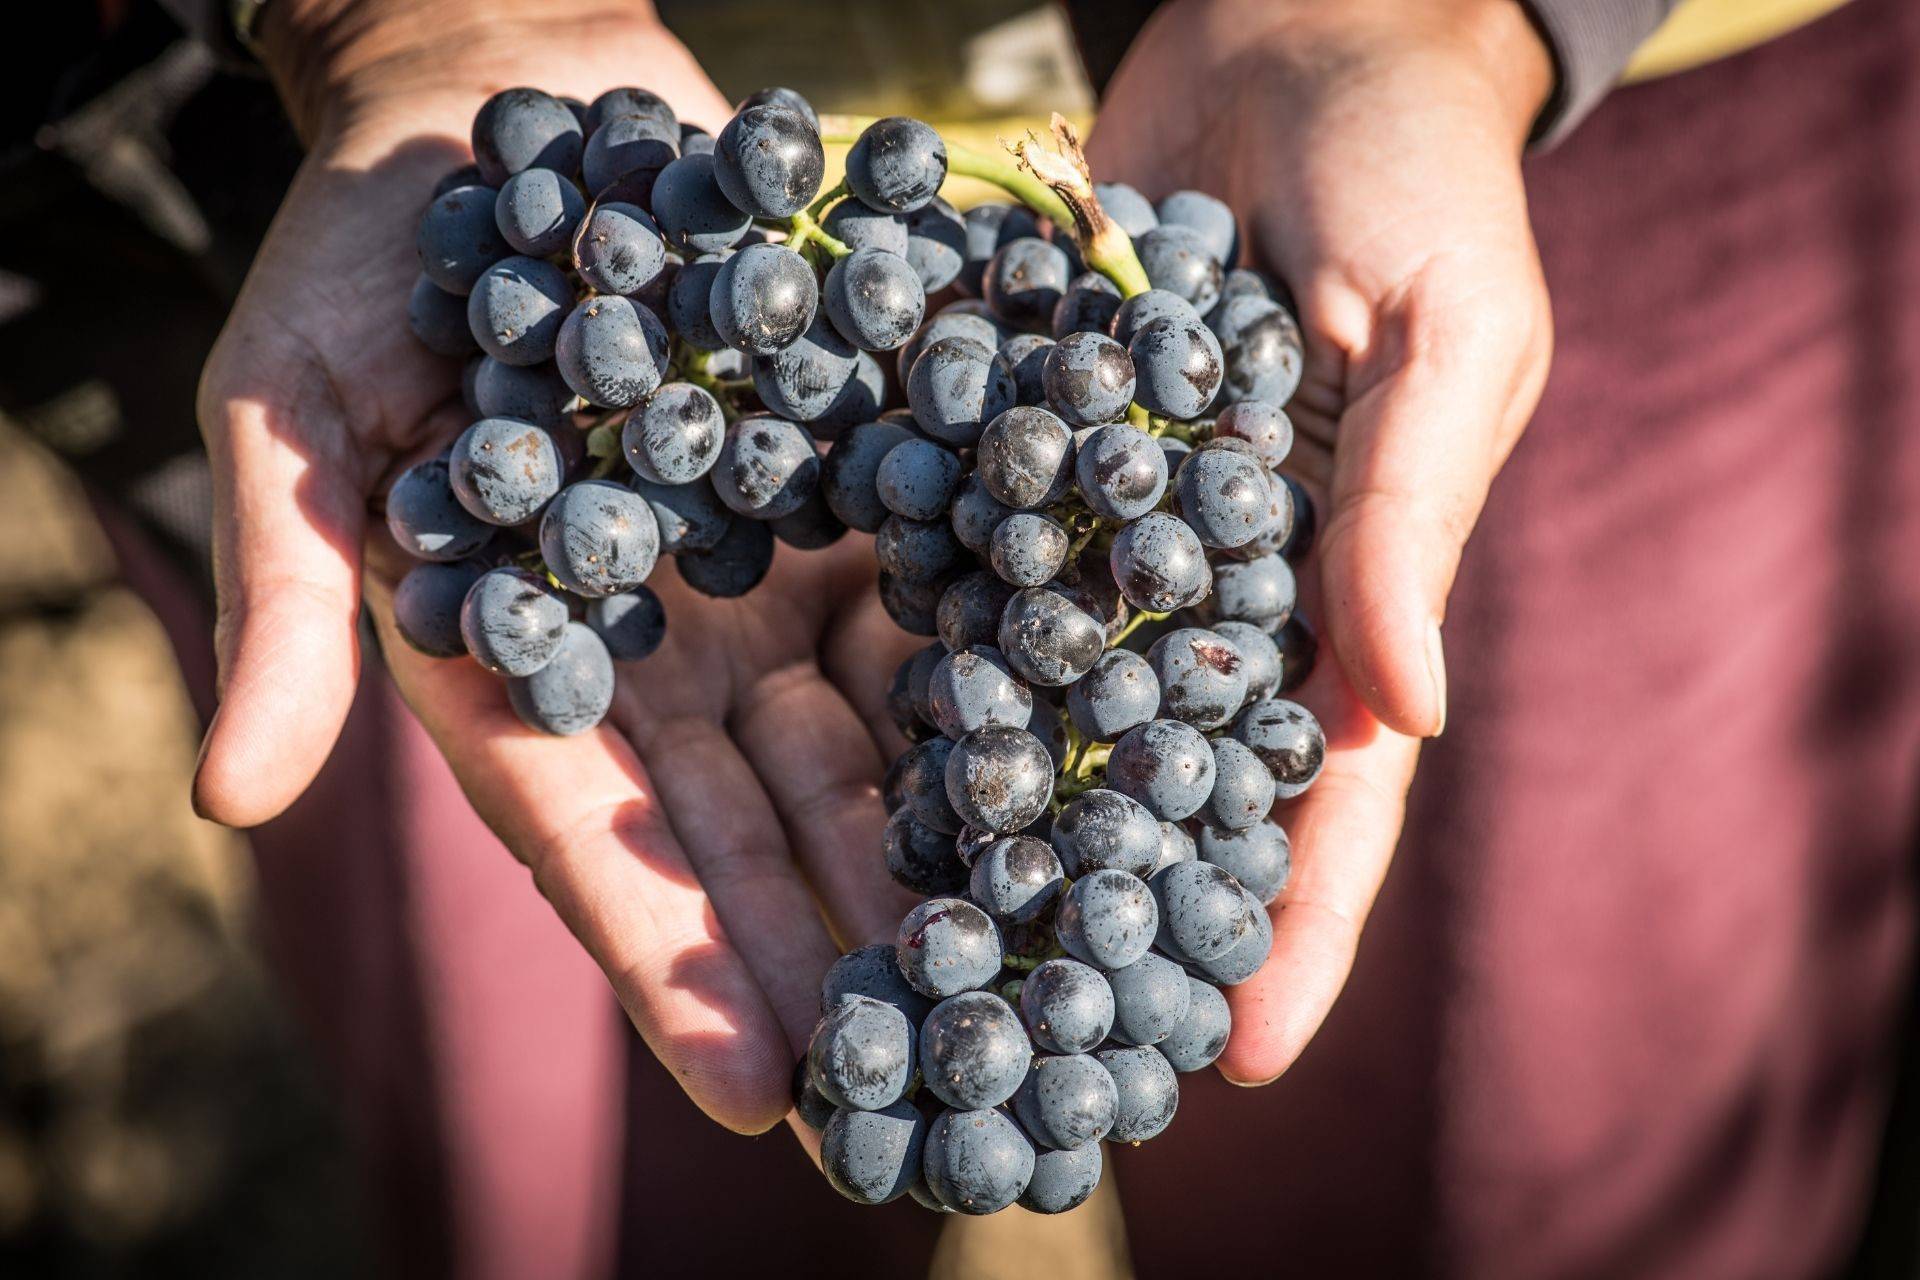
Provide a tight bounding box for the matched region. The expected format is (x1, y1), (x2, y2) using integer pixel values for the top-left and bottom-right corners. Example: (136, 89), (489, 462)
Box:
(1087, 0), (1555, 1084)
(195, 12), (917, 1131)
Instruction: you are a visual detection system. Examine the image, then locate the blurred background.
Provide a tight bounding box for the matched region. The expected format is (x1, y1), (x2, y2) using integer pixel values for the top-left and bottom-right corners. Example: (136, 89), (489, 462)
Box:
(0, 2), (1092, 1273)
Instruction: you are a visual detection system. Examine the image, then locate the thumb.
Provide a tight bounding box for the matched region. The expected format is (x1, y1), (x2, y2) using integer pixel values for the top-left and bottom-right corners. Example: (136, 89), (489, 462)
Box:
(194, 385), (366, 826)
(1315, 271), (1549, 738)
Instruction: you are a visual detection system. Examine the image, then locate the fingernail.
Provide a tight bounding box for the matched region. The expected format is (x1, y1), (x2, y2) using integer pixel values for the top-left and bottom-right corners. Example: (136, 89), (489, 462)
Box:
(1226, 1071), (1285, 1088)
(1425, 618), (1448, 737)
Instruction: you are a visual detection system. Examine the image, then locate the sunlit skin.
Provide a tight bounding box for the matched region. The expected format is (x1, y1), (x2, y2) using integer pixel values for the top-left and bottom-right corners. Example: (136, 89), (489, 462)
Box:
(193, 0), (1553, 1154)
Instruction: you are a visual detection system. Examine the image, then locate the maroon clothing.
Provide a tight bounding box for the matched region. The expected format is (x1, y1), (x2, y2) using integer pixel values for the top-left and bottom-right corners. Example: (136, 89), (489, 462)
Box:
(1113, 2), (1920, 1276)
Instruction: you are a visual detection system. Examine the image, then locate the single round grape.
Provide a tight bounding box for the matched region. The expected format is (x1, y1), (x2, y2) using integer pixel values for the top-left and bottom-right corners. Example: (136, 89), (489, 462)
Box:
(999, 333), (1055, 405)
(948, 472), (1014, 555)
(976, 405), (1075, 510)
(884, 809), (967, 895)
(1012, 1053), (1117, 1151)
(1147, 627), (1249, 730)
(448, 418), (561, 526)
(555, 295), (670, 408)
(1074, 423), (1167, 521)
(581, 112), (677, 198)
(539, 479), (660, 597)
(897, 735), (961, 834)
(768, 487), (847, 548)
(583, 587), (665, 663)
(1212, 621), (1281, 704)
(708, 242), (817, 355)
(879, 571), (948, 637)
(505, 621), (613, 735)
(1051, 787), (1162, 879)
(898, 306), (1004, 385)
(751, 311), (859, 420)
(1154, 821), (1198, 874)
(1095, 1044), (1179, 1143)
(1020, 958), (1115, 1055)
(1196, 820), (1291, 905)
(710, 416), (820, 520)
(1215, 294), (1305, 408)
(473, 357), (573, 429)
(1198, 885), (1273, 985)
(1276, 614), (1317, 693)
(1055, 869), (1158, 971)
(1106, 952), (1193, 1047)
(663, 253), (727, 350)
(1020, 1142), (1103, 1215)
(957, 202), (1041, 296)
(1051, 271), (1122, 340)
(876, 514), (964, 584)
(1213, 404), (1294, 477)
(997, 585), (1104, 687)
(1174, 442), (1273, 548)
(875, 438), (961, 522)
(809, 351), (886, 437)
(1205, 554), (1297, 630)
(585, 86), (675, 134)
(1130, 314), (1226, 420)
(822, 199), (909, 255)
(808, 993), (916, 1112)
(1156, 189), (1238, 264)
(628, 476), (731, 554)
(1151, 858), (1256, 961)
(1065, 649), (1160, 743)
(1095, 181), (1158, 237)
(823, 942), (934, 1021)
(1158, 977), (1231, 1073)
(907, 336), (1018, 447)
(713, 104), (824, 218)
(1201, 737), (1276, 830)
(1107, 719), (1217, 821)
(1108, 511), (1211, 613)
(393, 560), (485, 657)
(982, 237), (1071, 333)
(619, 382), (723, 485)
(493, 167), (585, 258)
(387, 456), (493, 561)
(1110, 288), (1201, 347)
(819, 420), (915, 532)
(632, 156), (740, 260)
(936, 572), (1015, 653)
(568, 202), (664, 298)
(986, 512), (1068, 589)
(674, 514), (775, 597)
(1231, 698), (1326, 797)
(417, 183), (509, 295)
(823, 247), (927, 351)
(896, 897), (1004, 1000)
(845, 115), (948, 213)
(1041, 331), (1134, 427)
(734, 85), (818, 131)
(919, 990), (1029, 1110)
(944, 725), (1054, 834)
(968, 834), (1064, 924)
(409, 275), (478, 356)
(821, 1100), (926, 1206)
(903, 196), (967, 292)
(1136, 223), (1225, 314)
(929, 646), (1033, 740)
(922, 1107), (1035, 1215)
(793, 1059), (835, 1131)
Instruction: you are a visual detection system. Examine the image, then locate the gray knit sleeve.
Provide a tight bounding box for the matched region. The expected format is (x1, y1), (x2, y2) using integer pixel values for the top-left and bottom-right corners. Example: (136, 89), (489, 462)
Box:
(1522, 1), (1681, 146)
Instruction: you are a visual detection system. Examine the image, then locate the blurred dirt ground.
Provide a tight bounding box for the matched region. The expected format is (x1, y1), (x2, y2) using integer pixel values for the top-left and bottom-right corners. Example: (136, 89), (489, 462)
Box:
(0, 419), (365, 1274)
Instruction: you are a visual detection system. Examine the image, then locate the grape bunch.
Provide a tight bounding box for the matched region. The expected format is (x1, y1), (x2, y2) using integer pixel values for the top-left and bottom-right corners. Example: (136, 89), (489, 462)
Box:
(383, 79), (1325, 1209)
(791, 122), (1326, 1215)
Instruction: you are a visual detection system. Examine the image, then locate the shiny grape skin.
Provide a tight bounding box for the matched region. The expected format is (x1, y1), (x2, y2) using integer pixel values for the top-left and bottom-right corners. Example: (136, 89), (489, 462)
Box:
(982, 237), (1072, 333)
(1107, 719), (1217, 821)
(943, 726), (1054, 835)
(1231, 697), (1327, 797)
(1135, 222), (1225, 314)
(1011, 1053), (1118, 1150)
(1051, 788), (1163, 880)
(1095, 181), (1158, 237)
(808, 993), (916, 1112)
(1055, 869), (1158, 971)
(1150, 858), (1256, 962)
(417, 183), (510, 296)
(922, 1108), (1035, 1216)
(884, 809), (968, 896)
(493, 168), (585, 258)
(572, 201), (668, 296)
(907, 336), (1018, 447)
(895, 897), (1005, 1000)
(968, 834), (1065, 924)
(1146, 626), (1250, 731)
(1094, 1044), (1179, 1143)
(710, 416), (821, 520)
(554, 295), (671, 409)
(823, 247), (928, 352)
(1041, 330), (1135, 427)
(822, 1100), (927, 1206)
(708, 242), (818, 356)
(1020, 958), (1115, 1055)
(928, 646), (1034, 740)
(1196, 820), (1293, 905)
(448, 418), (562, 526)
(997, 586), (1105, 688)
(672, 511), (775, 598)
(1074, 423), (1167, 521)
(1128, 314), (1226, 421)
(1105, 952), (1193, 1047)
(918, 990), (1030, 1110)
(1155, 189), (1239, 265)
(846, 116), (949, 214)
(1065, 648), (1161, 743)
(712, 104), (825, 218)
(538, 480), (661, 598)
(386, 457), (493, 562)
(1108, 511), (1211, 614)
(505, 620), (615, 735)
(1158, 977), (1232, 1072)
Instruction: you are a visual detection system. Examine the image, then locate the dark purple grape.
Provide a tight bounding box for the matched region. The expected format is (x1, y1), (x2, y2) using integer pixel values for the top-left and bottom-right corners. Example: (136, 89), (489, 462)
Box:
(922, 1107), (1035, 1215)
(1203, 554), (1297, 630)
(1136, 223), (1224, 314)
(585, 87), (675, 134)
(958, 202), (1041, 297)
(1021, 1144), (1103, 1215)
(417, 183), (509, 295)
(819, 420), (915, 533)
(628, 476), (732, 554)
(710, 416), (820, 520)
(1094, 181), (1158, 237)
(1105, 952), (1192, 1046)
(768, 487), (847, 549)
(988, 512), (1069, 589)
(1065, 648), (1160, 743)
(1174, 441), (1273, 548)
(1156, 190), (1238, 264)
(1214, 295), (1305, 407)
(1129, 314), (1225, 421)
(1041, 330), (1134, 427)
(713, 104), (824, 218)
(897, 735), (962, 834)
(674, 513), (775, 597)
(929, 646), (1033, 739)
(1050, 271), (1123, 340)
(903, 197), (967, 292)
(884, 809), (968, 895)
(472, 87), (584, 186)
(1107, 719), (1216, 821)
(1197, 886), (1273, 985)
(1051, 788), (1162, 879)
(997, 585), (1104, 687)
(506, 620), (614, 735)
(708, 242), (818, 356)
(622, 382), (724, 484)
(665, 253), (728, 350)
(809, 993), (916, 1111)
(1230, 698), (1326, 798)
(1012, 1053), (1117, 1151)
(1109, 511), (1211, 613)
(1158, 976), (1231, 1072)
(1213, 621), (1281, 704)
(393, 560), (485, 657)
(1055, 869), (1157, 970)
(1074, 423), (1167, 521)
(735, 86), (819, 131)
(650, 152), (752, 253)
(494, 168), (586, 258)
(582, 113), (677, 197)
(944, 725), (1054, 834)
(448, 417), (562, 526)
(1150, 858), (1255, 962)
(751, 311), (860, 421)
(539, 479), (660, 597)
(1146, 627), (1248, 730)
(983, 237), (1072, 332)
(1110, 288), (1202, 346)
(387, 456), (493, 561)
(1000, 333), (1056, 405)
(823, 199), (910, 256)
(968, 834), (1064, 924)
(554, 294), (671, 408)
(918, 990), (1028, 1110)
(409, 275), (479, 356)
(460, 566), (566, 675)
(823, 247), (927, 351)
(846, 116), (948, 214)
(822, 1100), (926, 1205)
(1020, 958), (1114, 1055)
(876, 514), (964, 584)
(876, 437), (962, 522)
(1095, 1044), (1179, 1142)
(936, 572), (1015, 653)
(907, 336), (1017, 447)
(572, 200), (668, 296)
(1196, 820), (1291, 904)
(896, 897), (1004, 999)
(1275, 614), (1317, 693)
(975, 406), (1075, 510)
(949, 472), (1015, 555)
(585, 586), (666, 662)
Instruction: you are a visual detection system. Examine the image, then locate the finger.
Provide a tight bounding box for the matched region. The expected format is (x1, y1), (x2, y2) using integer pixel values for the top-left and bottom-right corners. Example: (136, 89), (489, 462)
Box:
(1214, 661), (1420, 1086)
(732, 661), (919, 950)
(367, 580), (799, 1134)
(615, 698), (842, 1053)
(195, 389), (366, 827)
(1313, 260), (1549, 739)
